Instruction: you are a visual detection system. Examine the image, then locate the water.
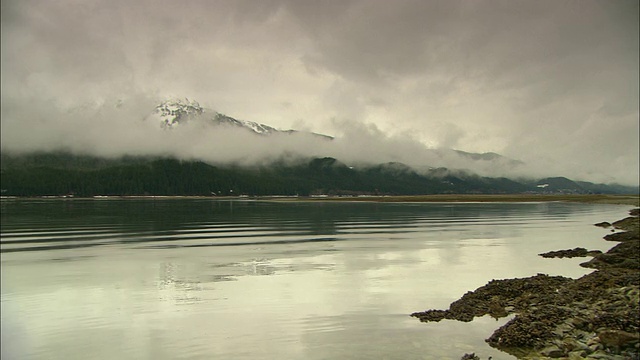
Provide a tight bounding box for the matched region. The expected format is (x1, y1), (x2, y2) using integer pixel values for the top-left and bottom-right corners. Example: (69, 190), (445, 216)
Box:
(0, 199), (631, 359)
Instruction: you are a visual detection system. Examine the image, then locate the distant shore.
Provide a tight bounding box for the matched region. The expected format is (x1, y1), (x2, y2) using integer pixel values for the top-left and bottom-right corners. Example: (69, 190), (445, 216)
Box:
(1, 194), (639, 206)
(301, 194), (640, 206)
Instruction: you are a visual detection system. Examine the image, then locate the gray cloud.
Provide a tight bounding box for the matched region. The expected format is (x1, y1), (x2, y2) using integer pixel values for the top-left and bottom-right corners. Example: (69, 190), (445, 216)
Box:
(0, 95), (625, 185)
(1, 0), (638, 185)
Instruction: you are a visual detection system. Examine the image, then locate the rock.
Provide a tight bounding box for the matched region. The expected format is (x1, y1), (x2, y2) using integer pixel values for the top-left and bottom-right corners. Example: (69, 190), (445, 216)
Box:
(595, 222), (612, 228)
(570, 338), (593, 352)
(612, 216), (640, 233)
(581, 240), (640, 269)
(460, 353), (480, 360)
(413, 212), (640, 359)
(568, 349), (588, 359)
(488, 299), (508, 318)
(588, 343), (602, 352)
(604, 231), (638, 242)
(586, 350), (628, 359)
(540, 345), (565, 357)
(410, 309), (449, 322)
(540, 247), (599, 258)
(597, 329), (640, 347)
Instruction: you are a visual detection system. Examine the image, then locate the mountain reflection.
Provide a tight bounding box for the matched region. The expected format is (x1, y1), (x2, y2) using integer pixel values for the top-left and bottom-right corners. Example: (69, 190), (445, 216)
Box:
(1, 199), (579, 253)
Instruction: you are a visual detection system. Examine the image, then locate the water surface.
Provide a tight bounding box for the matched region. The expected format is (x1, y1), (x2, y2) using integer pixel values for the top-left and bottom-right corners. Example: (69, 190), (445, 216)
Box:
(0, 199), (630, 359)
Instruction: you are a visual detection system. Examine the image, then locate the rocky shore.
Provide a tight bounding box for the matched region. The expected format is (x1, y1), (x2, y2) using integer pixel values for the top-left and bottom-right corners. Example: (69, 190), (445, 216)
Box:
(412, 208), (640, 359)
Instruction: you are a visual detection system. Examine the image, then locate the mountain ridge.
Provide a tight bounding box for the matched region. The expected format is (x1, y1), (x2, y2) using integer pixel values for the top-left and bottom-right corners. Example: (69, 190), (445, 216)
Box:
(1, 152), (636, 197)
(1, 100), (636, 195)
(145, 98), (525, 169)
(148, 98), (333, 139)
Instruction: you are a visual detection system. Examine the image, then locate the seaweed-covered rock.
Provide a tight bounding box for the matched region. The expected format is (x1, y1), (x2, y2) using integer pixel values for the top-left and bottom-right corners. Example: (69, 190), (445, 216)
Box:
(486, 305), (574, 349)
(604, 231), (639, 242)
(460, 353), (480, 360)
(539, 247), (602, 258)
(411, 274), (573, 323)
(581, 241), (640, 270)
(597, 329), (640, 348)
(612, 216), (639, 233)
(412, 208), (640, 359)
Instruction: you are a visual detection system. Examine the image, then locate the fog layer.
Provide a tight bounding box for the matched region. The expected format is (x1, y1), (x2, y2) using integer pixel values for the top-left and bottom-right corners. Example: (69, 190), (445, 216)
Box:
(1, 96), (635, 185)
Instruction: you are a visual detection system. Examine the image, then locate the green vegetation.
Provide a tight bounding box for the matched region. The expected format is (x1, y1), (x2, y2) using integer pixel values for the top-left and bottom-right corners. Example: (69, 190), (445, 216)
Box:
(1, 152), (637, 197)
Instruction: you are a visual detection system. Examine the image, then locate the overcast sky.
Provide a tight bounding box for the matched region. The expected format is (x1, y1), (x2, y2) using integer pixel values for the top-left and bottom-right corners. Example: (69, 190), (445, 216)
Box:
(1, 0), (638, 185)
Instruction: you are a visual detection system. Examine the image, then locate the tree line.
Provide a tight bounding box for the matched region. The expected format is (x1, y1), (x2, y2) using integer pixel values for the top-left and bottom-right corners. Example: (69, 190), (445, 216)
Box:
(1, 153), (634, 197)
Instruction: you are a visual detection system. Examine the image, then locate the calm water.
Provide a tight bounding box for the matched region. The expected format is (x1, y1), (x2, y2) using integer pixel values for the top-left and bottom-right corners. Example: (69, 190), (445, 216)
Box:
(0, 199), (631, 360)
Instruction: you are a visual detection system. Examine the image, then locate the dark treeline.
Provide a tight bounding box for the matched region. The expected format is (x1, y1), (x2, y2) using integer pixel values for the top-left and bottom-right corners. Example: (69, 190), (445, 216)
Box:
(0, 153), (637, 197)
(0, 157), (459, 196)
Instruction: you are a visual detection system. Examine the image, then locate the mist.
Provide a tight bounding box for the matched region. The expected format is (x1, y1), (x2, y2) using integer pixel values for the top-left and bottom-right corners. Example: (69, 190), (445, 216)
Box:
(2, 94), (636, 186)
(2, 0), (638, 186)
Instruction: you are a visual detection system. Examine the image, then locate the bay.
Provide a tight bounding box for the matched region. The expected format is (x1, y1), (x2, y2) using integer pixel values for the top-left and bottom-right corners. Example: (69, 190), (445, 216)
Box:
(0, 199), (631, 359)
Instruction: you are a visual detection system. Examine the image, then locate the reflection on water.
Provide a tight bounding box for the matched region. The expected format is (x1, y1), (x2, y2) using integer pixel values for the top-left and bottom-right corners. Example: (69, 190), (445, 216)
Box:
(0, 199), (630, 359)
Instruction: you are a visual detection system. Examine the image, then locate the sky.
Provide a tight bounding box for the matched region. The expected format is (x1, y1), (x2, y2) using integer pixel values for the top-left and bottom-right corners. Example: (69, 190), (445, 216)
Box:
(1, 0), (638, 185)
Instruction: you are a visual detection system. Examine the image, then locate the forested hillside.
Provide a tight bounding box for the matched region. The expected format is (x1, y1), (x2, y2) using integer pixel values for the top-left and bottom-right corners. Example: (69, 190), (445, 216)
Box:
(1, 153), (637, 197)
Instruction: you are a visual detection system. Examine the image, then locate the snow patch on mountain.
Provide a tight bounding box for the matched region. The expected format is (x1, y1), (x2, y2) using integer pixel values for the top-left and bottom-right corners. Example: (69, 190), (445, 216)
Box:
(213, 113), (278, 135)
(149, 98), (278, 135)
(153, 98), (204, 129)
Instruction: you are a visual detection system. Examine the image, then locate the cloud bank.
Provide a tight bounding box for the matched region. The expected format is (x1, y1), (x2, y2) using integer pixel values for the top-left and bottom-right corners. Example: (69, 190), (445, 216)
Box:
(1, 0), (638, 185)
(1, 95), (634, 185)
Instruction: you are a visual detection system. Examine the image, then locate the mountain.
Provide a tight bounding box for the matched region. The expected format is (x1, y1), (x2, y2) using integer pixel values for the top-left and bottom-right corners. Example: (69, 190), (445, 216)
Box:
(575, 181), (639, 195)
(147, 99), (526, 170)
(1, 153), (637, 197)
(454, 150), (524, 166)
(148, 98), (333, 139)
(531, 177), (585, 193)
(0, 99), (636, 197)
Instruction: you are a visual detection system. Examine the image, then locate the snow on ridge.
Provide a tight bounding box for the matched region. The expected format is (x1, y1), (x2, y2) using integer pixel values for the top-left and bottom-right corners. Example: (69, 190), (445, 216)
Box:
(238, 119), (277, 134)
(154, 98), (205, 128)
(147, 98), (332, 141)
(150, 98), (280, 135)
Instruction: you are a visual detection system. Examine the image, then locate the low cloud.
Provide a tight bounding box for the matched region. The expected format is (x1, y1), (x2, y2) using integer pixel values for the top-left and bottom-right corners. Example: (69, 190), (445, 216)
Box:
(1, 0), (638, 186)
(3, 95), (636, 185)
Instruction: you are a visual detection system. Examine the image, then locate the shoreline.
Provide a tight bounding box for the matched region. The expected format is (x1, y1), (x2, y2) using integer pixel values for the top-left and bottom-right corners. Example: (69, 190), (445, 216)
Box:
(412, 208), (640, 359)
(1, 194), (639, 206)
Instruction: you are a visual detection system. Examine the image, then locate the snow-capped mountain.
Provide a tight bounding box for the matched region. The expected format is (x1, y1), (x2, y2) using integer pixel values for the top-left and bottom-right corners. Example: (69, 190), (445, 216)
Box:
(148, 98), (288, 135)
(153, 98), (204, 129)
(146, 99), (521, 172)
